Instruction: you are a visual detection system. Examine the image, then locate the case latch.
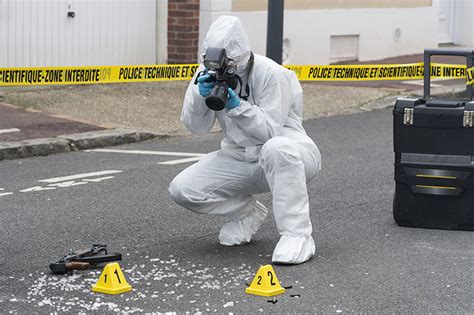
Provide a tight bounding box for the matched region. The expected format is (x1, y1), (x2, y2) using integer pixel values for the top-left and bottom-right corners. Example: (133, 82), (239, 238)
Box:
(403, 108), (414, 126)
(463, 111), (474, 128)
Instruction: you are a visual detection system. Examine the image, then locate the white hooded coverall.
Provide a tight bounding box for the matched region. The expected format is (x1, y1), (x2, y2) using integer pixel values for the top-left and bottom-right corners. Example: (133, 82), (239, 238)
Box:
(169, 16), (321, 264)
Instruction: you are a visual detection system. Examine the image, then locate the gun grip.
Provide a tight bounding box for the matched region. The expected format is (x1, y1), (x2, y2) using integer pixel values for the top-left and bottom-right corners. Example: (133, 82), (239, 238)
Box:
(65, 262), (90, 271)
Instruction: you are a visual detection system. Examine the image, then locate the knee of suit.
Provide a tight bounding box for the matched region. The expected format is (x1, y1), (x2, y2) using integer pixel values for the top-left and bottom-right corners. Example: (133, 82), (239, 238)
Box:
(168, 175), (186, 206)
(259, 136), (301, 168)
(168, 175), (207, 213)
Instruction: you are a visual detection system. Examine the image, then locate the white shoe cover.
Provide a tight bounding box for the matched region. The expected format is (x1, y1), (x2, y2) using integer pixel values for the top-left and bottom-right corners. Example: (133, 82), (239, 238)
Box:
(219, 201), (268, 246)
(272, 235), (315, 265)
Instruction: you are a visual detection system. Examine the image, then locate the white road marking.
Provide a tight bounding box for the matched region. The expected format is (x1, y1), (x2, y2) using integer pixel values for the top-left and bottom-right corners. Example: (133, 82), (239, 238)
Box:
(82, 176), (115, 182)
(0, 192), (14, 197)
(86, 149), (205, 157)
(0, 188), (4, 191)
(401, 80), (442, 87)
(39, 170), (123, 183)
(0, 128), (21, 134)
(87, 148), (207, 165)
(20, 186), (56, 192)
(158, 157), (202, 165)
(48, 181), (88, 188)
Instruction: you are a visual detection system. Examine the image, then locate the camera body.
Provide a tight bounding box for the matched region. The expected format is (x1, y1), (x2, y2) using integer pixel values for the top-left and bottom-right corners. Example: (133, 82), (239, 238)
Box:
(195, 47), (242, 111)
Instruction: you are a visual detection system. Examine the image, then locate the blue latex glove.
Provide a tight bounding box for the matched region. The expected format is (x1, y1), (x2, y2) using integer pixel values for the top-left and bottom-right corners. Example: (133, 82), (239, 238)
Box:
(197, 74), (215, 97)
(226, 87), (241, 109)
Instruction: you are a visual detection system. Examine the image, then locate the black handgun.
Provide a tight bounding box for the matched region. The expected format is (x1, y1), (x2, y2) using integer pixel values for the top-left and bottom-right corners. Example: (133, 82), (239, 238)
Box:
(50, 244), (122, 274)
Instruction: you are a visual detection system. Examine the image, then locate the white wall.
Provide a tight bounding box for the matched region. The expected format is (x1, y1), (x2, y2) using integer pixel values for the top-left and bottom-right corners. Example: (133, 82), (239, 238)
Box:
(453, 0), (473, 47)
(199, 0), (439, 64)
(0, 0), (157, 67)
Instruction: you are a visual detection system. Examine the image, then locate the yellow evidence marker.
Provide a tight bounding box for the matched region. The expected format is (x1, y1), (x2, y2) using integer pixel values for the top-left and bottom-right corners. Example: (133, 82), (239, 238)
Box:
(92, 262), (132, 294)
(245, 264), (286, 297)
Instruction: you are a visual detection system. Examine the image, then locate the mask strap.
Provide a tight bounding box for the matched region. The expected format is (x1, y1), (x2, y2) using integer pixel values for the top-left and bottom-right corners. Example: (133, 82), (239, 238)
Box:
(238, 52), (254, 101)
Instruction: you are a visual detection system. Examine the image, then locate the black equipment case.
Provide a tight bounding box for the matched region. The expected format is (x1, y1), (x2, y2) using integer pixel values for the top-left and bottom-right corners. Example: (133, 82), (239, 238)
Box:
(393, 49), (474, 230)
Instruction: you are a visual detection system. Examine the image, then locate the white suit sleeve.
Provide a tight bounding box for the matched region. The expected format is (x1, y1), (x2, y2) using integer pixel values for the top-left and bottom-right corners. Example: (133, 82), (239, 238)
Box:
(180, 68), (216, 135)
(225, 70), (293, 143)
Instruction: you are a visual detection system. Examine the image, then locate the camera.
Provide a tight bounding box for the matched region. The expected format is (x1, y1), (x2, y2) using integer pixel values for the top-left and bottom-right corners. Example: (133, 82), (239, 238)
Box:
(195, 47), (243, 111)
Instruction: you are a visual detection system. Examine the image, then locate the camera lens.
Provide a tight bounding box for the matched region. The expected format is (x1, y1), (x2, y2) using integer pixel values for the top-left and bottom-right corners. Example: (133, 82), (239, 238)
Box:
(205, 85), (228, 111)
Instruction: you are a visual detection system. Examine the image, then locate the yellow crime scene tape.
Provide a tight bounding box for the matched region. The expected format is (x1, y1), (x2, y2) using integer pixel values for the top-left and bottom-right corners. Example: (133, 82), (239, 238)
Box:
(0, 63), (472, 86)
(467, 66), (474, 85)
(286, 63), (471, 83)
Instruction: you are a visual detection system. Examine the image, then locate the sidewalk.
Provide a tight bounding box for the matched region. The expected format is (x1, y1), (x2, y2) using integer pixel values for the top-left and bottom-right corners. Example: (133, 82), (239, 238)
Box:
(0, 103), (161, 160)
(0, 103), (104, 142)
(0, 52), (469, 160)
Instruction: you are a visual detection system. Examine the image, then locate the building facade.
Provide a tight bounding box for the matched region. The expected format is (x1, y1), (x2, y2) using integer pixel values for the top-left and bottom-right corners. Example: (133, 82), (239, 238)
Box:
(199, 0), (473, 64)
(0, 0), (472, 67)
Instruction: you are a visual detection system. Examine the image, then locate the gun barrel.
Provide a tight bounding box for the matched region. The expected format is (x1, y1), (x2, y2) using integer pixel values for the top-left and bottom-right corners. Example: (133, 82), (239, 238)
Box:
(49, 244), (117, 274)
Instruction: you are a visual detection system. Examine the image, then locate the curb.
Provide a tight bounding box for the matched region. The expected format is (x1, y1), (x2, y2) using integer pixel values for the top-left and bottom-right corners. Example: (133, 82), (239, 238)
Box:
(0, 128), (163, 161)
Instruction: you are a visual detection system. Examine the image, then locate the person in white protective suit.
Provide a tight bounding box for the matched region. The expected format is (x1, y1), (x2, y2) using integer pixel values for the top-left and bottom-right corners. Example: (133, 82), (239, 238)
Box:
(168, 16), (321, 264)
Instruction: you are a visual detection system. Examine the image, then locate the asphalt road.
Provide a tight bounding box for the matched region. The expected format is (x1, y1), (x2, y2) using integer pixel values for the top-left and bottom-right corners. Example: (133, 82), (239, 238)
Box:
(0, 108), (473, 313)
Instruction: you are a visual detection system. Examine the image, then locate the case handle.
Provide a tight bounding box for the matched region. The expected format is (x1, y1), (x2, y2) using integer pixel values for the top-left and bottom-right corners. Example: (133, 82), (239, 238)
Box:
(423, 49), (474, 100)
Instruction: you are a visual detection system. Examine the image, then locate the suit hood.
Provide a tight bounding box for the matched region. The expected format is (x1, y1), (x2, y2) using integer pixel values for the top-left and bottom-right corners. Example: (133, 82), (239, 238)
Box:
(201, 16), (252, 73)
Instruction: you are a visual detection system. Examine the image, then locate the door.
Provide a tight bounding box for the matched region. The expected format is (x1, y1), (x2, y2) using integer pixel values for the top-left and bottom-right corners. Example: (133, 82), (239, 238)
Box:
(0, 0), (156, 67)
(439, 0), (455, 44)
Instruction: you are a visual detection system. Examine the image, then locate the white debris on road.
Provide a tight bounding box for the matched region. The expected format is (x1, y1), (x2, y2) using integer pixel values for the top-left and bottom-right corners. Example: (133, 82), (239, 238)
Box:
(9, 256), (256, 313)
